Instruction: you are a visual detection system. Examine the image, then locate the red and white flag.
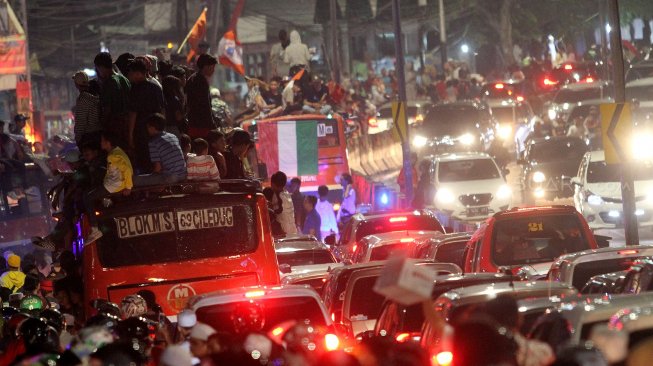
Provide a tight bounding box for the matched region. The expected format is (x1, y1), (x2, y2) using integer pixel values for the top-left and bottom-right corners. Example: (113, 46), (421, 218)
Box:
(218, 0), (246, 75)
(217, 30), (244, 75)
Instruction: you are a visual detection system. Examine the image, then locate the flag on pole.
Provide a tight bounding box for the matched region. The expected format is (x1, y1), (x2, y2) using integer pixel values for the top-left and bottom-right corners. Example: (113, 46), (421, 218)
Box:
(217, 30), (244, 75)
(185, 8), (207, 63)
(292, 68), (305, 81)
(217, 0), (246, 75)
(257, 120), (319, 177)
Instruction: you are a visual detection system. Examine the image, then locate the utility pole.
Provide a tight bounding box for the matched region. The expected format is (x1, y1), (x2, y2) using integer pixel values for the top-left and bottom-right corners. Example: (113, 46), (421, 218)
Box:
(329, 0), (340, 83)
(392, 0), (413, 204)
(607, 0), (639, 245)
(19, 0), (33, 139)
(598, 0), (609, 81)
(209, 0), (223, 52)
(438, 0), (447, 67)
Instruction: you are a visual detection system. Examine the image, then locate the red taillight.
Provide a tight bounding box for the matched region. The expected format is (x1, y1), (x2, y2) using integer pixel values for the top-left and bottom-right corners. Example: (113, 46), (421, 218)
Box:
(618, 250), (638, 255)
(516, 96), (524, 102)
(400, 238), (413, 243)
(433, 351), (453, 366)
(494, 83), (504, 89)
(389, 216), (408, 223)
(331, 313), (335, 321)
(368, 117), (378, 127)
(564, 64), (573, 70)
(585, 77), (594, 83)
(352, 244), (357, 252)
(396, 333), (410, 342)
(543, 77), (558, 86)
(272, 326), (284, 336)
(325, 333), (340, 351)
(245, 290), (265, 298)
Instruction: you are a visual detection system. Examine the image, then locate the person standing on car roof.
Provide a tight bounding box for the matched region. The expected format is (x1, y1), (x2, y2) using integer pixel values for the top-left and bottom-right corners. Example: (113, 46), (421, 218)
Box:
(271, 171), (298, 235)
(186, 54), (218, 138)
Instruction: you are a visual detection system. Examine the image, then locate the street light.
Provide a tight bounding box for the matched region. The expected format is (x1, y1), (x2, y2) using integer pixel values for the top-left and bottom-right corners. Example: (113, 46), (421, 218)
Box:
(461, 44), (469, 53)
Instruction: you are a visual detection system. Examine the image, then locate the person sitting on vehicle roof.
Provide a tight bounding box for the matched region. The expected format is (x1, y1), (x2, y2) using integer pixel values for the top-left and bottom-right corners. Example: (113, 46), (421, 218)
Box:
(186, 138), (219, 181)
(223, 129), (252, 180)
(303, 76), (332, 115)
(83, 130), (133, 243)
(206, 130), (227, 178)
(133, 113), (187, 186)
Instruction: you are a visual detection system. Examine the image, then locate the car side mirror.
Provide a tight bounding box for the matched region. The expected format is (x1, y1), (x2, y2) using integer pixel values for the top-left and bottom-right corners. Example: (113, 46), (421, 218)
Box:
(570, 177), (582, 186)
(324, 234), (336, 246)
(279, 263), (292, 274)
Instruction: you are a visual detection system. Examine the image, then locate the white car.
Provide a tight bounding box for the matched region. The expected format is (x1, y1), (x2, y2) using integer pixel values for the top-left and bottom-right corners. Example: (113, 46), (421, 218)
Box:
(572, 150), (653, 230)
(430, 153), (512, 221)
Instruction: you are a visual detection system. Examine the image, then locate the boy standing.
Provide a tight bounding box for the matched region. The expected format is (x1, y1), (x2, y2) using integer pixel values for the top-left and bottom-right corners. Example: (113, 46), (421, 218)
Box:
(302, 195), (321, 241)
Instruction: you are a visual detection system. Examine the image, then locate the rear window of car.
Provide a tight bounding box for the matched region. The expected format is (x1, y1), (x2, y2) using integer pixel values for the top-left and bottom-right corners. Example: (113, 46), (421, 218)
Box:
(370, 243), (410, 261)
(492, 214), (590, 267)
(196, 297), (326, 333)
(355, 216), (443, 242)
(96, 202), (258, 267)
(571, 258), (649, 290)
(277, 250), (335, 267)
(434, 241), (468, 268)
(348, 276), (386, 321)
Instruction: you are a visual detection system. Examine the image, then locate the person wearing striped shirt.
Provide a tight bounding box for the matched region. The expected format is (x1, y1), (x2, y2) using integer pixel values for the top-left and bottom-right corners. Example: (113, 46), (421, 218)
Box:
(133, 114), (187, 186)
(72, 71), (101, 146)
(187, 138), (220, 181)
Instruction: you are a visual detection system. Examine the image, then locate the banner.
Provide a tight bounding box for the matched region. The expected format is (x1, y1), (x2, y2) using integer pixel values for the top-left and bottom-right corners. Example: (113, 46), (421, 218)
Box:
(0, 35), (26, 74)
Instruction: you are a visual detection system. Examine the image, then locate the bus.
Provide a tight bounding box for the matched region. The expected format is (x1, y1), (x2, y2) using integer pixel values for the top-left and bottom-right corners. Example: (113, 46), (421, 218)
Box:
(82, 180), (280, 318)
(242, 114), (350, 199)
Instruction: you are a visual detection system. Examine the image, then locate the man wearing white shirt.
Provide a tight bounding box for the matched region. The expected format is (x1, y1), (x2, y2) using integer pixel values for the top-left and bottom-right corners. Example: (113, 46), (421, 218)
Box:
(315, 185), (339, 241)
(337, 173), (356, 226)
(271, 171), (298, 235)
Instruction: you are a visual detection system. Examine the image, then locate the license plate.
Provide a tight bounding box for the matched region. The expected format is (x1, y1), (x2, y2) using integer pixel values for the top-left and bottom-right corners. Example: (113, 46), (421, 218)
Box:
(467, 207), (488, 217)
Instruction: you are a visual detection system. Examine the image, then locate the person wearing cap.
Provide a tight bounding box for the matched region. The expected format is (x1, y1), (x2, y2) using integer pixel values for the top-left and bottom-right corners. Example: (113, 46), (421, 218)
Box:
(93, 52), (131, 146)
(185, 54), (218, 138)
(189, 322), (217, 360)
(10, 114), (28, 137)
(210, 88), (233, 127)
(126, 58), (165, 173)
(174, 309), (197, 344)
(0, 254), (25, 294)
(72, 70), (101, 146)
(223, 129), (252, 179)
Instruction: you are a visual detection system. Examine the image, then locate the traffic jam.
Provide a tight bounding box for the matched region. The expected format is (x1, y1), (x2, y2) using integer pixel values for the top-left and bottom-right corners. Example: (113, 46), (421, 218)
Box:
(4, 1), (653, 366)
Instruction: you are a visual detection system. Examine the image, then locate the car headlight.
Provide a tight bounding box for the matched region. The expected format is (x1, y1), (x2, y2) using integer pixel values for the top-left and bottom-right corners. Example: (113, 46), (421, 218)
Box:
(459, 133), (475, 145)
(435, 188), (455, 204)
(587, 194), (603, 206)
(412, 135), (428, 148)
(531, 171), (546, 183)
(548, 109), (557, 120)
(632, 133), (653, 161)
(496, 184), (512, 200)
(497, 124), (512, 139)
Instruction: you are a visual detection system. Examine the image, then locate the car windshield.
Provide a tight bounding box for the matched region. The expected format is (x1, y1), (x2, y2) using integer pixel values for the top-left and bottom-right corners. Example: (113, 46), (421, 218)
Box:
(348, 276), (387, 321)
(554, 87), (603, 104)
(276, 250), (335, 267)
(422, 106), (486, 136)
(96, 203), (258, 267)
(370, 243), (411, 261)
(438, 159), (501, 182)
(354, 216), (443, 242)
(527, 139), (587, 162)
(492, 214), (590, 266)
(195, 296), (326, 334)
(587, 160), (653, 183)
(492, 105), (530, 122)
(626, 85), (653, 102)
(379, 106), (419, 119)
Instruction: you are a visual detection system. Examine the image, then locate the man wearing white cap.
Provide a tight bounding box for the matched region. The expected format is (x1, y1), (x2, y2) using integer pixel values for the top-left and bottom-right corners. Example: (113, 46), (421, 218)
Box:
(161, 344), (193, 366)
(175, 309), (197, 344)
(189, 322), (217, 360)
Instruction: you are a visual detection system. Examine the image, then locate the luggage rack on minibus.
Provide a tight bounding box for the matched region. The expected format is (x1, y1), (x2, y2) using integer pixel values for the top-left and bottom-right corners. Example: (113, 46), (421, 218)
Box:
(97, 179), (262, 208)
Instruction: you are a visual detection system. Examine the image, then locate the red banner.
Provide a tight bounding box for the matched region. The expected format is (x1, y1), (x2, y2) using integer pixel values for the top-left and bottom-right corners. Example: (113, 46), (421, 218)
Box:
(0, 35), (26, 74)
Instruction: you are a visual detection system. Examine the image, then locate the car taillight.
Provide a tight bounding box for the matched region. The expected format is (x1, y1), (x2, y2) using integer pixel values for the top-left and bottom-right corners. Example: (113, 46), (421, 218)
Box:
(516, 96), (524, 102)
(494, 83), (504, 89)
(325, 333), (340, 351)
(543, 77), (558, 86)
(395, 333), (410, 342)
(585, 77), (594, 83)
(432, 351), (453, 366)
(564, 64), (573, 70)
(618, 250), (638, 255)
(368, 117), (378, 127)
(331, 313), (335, 321)
(389, 216), (408, 223)
(245, 290), (265, 298)
(272, 326), (284, 336)
(400, 238), (413, 243)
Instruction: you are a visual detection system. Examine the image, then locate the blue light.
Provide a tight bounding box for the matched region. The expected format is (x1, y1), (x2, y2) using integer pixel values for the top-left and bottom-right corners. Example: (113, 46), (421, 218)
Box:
(380, 193), (389, 205)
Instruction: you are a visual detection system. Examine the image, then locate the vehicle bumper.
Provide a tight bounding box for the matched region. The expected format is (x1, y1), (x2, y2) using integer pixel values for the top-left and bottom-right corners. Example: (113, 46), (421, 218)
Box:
(436, 199), (511, 221)
(582, 202), (653, 229)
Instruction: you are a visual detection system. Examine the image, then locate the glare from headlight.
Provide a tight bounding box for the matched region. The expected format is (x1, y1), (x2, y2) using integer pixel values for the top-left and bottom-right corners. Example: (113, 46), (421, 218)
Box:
(497, 124), (512, 139)
(435, 188), (455, 204)
(412, 135), (428, 148)
(532, 171), (546, 183)
(548, 109), (557, 120)
(459, 133), (475, 145)
(632, 133), (653, 161)
(496, 185), (512, 199)
(587, 194), (603, 206)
